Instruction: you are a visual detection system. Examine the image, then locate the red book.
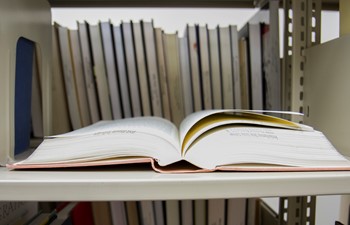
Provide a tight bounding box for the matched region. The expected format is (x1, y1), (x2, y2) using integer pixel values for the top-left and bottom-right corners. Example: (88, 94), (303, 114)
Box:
(71, 202), (95, 225)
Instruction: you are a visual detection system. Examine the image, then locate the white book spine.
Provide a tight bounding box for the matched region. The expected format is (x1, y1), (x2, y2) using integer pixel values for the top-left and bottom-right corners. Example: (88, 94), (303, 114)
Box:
(133, 22), (152, 116)
(187, 25), (203, 112)
(181, 200), (194, 225)
(163, 33), (185, 127)
(110, 201), (128, 225)
(154, 28), (172, 121)
(57, 26), (83, 130)
(208, 199), (226, 225)
(198, 25), (213, 110)
(166, 200), (180, 225)
(208, 28), (222, 109)
(230, 25), (242, 109)
(113, 25), (132, 118)
(69, 29), (92, 126)
(77, 22), (100, 123)
(248, 23), (263, 110)
(219, 26), (234, 109)
(89, 24), (113, 120)
(122, 21), (142, 117)
(142, 21), (163, 118)
(100, 21), (123, 120)
(227, 198), (246, 225)
(179, 36), (194, 116)
(194, 200), (206, 225)
(139, 201), (156, 225)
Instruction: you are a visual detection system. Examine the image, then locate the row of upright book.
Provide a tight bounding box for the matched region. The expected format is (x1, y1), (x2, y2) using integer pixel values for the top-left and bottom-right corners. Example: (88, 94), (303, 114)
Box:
(1, 199), (276, 225)
(51, 3), (281, 134)
(28, 199), (250, 225)
(70, 199), (248, 225)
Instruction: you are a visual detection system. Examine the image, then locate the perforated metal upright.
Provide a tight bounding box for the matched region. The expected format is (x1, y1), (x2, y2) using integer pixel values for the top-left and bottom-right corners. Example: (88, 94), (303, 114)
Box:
(282, 0), (320, 120)
(280, 0), (321, 224)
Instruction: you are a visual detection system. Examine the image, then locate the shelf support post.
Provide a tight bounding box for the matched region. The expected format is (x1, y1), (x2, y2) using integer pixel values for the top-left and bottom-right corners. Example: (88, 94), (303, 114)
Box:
(282, 0), (320, 122)
(279, 196), (316, 225)
(281, 0), (320, 223)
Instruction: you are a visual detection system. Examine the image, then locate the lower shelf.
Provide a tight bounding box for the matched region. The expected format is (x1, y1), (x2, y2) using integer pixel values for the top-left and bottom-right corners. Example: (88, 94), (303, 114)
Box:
(1, 167), (350, 201)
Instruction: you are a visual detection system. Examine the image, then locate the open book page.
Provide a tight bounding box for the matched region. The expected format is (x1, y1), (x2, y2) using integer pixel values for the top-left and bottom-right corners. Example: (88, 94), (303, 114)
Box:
(179, 109), (309, 156)
(184, 126), (350, 170)
(12, 117), (182, 167)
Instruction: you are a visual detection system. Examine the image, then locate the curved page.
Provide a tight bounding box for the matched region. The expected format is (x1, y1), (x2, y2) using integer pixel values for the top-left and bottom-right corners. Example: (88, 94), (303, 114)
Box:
(184, 126), (350, 170)
(179, 109), (308, 155)
(11, 117), (181, 167)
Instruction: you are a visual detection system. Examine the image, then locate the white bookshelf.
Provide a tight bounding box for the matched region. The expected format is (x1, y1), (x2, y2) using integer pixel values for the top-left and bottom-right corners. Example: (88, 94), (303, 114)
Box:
(1, 0), (350, 224)
(1, 167), (350, 201)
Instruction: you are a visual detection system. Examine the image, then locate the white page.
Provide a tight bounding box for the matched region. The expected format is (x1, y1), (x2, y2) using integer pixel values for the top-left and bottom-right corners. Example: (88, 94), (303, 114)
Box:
(17, 117), (181, 166)
(185, 127), (350, 170)
(52, 117), (180, 151)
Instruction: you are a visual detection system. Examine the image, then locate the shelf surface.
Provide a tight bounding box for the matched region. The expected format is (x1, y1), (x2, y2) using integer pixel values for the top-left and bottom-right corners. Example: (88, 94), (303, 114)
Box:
(1, 167), (350, 201)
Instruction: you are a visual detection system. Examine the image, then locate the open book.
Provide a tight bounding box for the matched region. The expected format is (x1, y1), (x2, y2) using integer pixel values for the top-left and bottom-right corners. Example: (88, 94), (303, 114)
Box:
(7, 109), (350, 173)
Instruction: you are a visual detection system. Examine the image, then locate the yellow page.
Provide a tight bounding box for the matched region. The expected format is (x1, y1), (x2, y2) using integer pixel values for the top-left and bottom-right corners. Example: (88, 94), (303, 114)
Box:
(179, 109), (309, 156)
